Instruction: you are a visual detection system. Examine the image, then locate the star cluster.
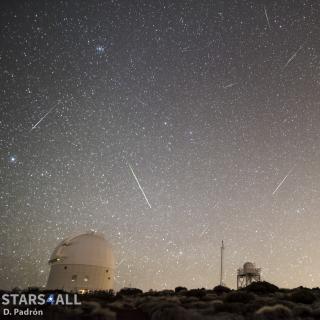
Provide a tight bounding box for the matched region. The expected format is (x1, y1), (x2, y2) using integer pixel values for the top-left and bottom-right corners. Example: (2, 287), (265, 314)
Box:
(1, 0), (320, 291)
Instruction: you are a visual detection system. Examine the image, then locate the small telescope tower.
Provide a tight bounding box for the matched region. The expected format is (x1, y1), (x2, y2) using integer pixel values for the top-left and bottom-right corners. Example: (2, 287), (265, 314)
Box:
(237, 262), (261, 289)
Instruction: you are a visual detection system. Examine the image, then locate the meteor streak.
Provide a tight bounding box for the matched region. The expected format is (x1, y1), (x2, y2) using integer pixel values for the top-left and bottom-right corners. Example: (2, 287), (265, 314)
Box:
(30, 103), (58, 131)
(117, 259), (125, 267)
(283, 45), (304, 70)
(223, 83), (237, 89)
(264, 6), (271, 30)
(128, 162), (152, 208)
(272, 165), (295, 195)
(135, 96), (147, 105)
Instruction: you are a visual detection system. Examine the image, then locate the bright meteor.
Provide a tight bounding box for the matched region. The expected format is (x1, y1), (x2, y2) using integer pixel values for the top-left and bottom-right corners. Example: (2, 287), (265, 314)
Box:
(30, 103), (58, 131)
(283, 45), (304, 70)
(128, 162), (152, 209)
(272, 165), (295, 195)
(264, 6), (271, 30)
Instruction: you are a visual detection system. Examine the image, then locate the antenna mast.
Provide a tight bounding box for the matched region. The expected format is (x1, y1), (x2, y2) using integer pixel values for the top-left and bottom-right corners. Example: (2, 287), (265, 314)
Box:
(220, 240), (224, 286)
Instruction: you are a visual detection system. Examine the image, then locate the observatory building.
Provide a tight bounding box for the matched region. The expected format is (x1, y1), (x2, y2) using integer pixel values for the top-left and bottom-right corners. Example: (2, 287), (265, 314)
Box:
(46, 231), (115, 293)
(237, 262), (261, 289)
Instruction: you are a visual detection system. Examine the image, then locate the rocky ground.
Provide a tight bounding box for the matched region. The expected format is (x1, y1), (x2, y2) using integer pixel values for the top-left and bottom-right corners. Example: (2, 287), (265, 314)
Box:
(2, 282), (320, 319)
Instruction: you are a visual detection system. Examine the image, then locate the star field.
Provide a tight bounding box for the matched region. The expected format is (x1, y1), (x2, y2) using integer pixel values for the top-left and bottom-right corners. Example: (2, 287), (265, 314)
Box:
(1, 0), (320, 291)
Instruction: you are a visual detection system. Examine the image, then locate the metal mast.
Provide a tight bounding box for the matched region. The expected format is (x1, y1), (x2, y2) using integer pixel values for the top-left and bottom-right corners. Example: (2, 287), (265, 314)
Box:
(220, 240), (224, 286)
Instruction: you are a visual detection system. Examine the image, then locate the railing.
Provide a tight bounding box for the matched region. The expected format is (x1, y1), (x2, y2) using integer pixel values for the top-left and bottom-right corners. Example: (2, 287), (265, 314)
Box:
(237, 268), (261, 275)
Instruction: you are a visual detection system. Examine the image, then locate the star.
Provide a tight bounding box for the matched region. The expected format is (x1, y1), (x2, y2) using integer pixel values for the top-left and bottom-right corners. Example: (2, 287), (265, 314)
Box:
(95, 46), (105, 54)
(9, 155), (17, 163)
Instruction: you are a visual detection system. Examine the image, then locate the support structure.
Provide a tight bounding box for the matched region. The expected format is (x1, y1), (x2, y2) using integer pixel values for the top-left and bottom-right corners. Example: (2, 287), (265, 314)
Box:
(220, 240), (224, 286)
(237, 262), (261, 289)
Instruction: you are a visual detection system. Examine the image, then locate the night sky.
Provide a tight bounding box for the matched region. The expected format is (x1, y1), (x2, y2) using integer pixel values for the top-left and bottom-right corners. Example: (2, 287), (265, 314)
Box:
(1, 0), (320, 291)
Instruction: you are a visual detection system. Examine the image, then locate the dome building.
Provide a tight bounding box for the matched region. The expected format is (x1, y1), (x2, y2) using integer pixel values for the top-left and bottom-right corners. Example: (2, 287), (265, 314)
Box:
(46, 231), (115, 293)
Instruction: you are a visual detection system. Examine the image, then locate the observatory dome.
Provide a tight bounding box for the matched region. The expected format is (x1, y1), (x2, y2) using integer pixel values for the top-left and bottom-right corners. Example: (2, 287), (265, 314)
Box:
(243, 262), (255, 273)
(46, 231), (115, 292)
(49, 231), (114, 267)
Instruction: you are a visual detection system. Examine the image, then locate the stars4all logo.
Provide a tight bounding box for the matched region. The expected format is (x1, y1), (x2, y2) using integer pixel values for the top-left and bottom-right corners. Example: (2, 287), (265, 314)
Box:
(46, 294), (55, 304)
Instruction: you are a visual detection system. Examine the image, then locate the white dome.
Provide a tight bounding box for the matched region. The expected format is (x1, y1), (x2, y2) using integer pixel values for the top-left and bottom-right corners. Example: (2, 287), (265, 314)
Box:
(243, 262), (255, 273)
(49, 231), (114, 268)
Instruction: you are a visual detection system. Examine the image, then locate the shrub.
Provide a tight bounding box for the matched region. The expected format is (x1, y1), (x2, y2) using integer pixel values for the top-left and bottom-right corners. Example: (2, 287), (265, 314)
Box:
(244, 300), (270, 315)
(290, 288), (316, 304)
(185, 288), (207, 298)
(118, 287), (143, 296)
(292, 305), (312, 317)
(244, 281), (279, 294)
(255, 304), (293, 319)
(86, 289), (115, 300)
(213, 285), (231, 295)
(151, 305), (201, 320)
(225, 291), (255, 303)
(157, 290), (175, 296)
(144, 290), (174, 297)
(175, 286), (187, 293)
(139, 301), (179, 317)
(214, 302), (246, 314)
